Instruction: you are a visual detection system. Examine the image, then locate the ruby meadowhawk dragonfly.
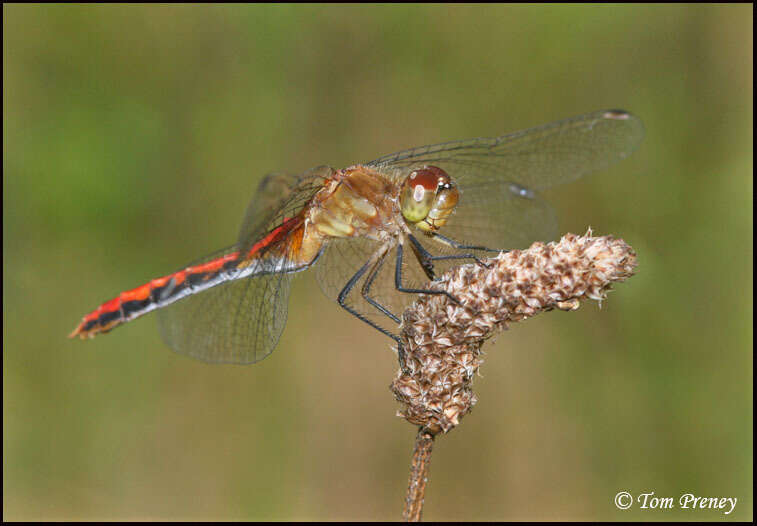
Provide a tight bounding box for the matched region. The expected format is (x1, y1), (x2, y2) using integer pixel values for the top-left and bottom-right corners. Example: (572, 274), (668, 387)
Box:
(70, 109), (643, 364)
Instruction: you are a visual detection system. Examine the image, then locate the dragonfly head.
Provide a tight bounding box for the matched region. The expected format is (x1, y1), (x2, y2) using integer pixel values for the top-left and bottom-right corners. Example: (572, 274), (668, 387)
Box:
(400, 166), (459, 233)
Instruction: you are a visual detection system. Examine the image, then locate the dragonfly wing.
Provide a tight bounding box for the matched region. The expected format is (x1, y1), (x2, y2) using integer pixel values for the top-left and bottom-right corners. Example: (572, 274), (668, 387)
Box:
(366, 109), (642, 251)
(237, 166), (334, 258)
(366, 109), (644, 191)
(440, 179), (558, 251)
(157, 168), (331, 364)
(157, 248), (296, 364)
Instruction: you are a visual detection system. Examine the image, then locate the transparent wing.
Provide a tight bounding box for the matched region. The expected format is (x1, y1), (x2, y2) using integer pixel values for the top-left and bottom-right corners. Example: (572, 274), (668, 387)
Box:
(367, 109), (643, 250)
(440, 180), (558, 251)
(237, 166), (334, 257)
(157, 246), (296, 364)
(367, 109), (643, 190)
(157, 168), (332, 364)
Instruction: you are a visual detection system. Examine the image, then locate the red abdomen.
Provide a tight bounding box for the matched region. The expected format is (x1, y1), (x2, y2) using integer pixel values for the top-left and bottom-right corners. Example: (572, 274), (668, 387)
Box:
(70, 216), (313, 339)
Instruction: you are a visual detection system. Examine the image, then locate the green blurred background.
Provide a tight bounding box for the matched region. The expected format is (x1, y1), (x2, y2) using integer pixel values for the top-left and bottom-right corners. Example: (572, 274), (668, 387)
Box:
(4, 4), (752, 521)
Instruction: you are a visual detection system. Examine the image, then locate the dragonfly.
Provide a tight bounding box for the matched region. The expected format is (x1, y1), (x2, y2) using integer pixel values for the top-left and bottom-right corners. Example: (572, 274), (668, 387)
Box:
(70, 109), (643, 364)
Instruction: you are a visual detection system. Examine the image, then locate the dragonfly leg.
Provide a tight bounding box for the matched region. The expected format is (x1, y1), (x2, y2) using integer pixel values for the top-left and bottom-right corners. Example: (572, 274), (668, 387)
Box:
(338, 256), (402, 345)
(361, 250), (401, 324)
(408, 233), (494, 268)
(394, 241), (463, 306)
(430, 232), (505, 253)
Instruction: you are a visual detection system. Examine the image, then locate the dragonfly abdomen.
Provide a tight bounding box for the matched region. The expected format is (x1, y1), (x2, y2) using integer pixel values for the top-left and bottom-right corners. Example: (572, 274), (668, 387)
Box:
(70, 217), (319, 340)
(69, 252), (244, 339)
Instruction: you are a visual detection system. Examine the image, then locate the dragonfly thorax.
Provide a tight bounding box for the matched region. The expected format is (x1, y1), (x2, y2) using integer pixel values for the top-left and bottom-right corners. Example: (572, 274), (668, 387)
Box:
(400, 166), (459, 233)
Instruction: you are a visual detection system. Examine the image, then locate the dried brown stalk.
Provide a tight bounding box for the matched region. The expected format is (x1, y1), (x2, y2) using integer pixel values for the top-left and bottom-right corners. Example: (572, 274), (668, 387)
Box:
(394, 231), (638, 520)
(402, 429), (435, 522)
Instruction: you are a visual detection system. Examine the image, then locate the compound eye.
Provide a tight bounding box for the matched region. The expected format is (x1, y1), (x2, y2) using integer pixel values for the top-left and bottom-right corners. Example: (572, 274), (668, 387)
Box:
(407, 167), (443, 192)
(401, 183), (434, 224)
(400, 166), (453, 225)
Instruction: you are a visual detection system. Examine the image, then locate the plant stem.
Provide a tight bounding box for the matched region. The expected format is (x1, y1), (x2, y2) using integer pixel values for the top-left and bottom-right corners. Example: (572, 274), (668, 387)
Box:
(403, 428), (435, 522)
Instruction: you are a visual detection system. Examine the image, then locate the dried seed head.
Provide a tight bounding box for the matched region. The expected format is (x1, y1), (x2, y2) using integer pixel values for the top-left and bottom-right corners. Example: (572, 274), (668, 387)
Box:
(391, 231), (638, 435)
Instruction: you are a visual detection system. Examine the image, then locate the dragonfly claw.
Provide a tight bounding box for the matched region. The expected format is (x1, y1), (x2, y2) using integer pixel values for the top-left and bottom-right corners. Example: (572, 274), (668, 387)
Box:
(474, 257), (493, 269)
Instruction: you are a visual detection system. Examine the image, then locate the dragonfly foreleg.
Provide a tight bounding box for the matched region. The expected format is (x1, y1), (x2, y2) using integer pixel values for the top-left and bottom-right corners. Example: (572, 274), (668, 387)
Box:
(430, 232), (505, 253)
(394, 241), (463, 306)
(408, 233), (492, 268)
